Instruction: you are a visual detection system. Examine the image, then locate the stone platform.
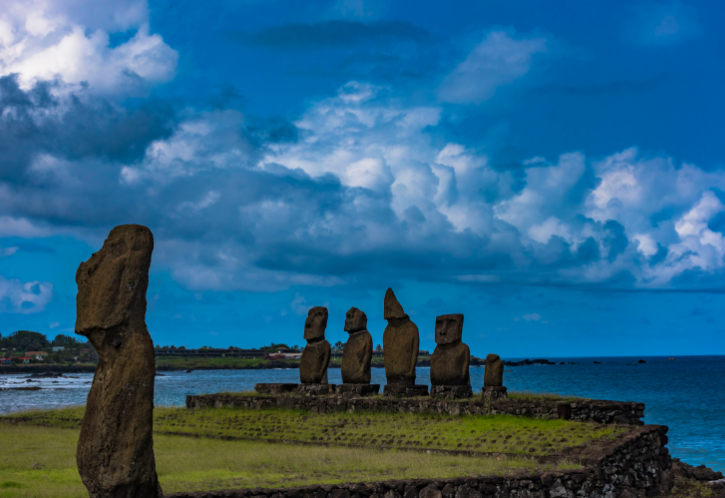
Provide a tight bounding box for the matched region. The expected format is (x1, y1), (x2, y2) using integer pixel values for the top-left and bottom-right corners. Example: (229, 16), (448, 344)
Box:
(383, 384), (429, 397)
(296, 383), (336, 396)
(254, 383), (299, 395)
(430, 384), (473, 399)
(482, 386), (508, 400)
(334, 384), (380, 397)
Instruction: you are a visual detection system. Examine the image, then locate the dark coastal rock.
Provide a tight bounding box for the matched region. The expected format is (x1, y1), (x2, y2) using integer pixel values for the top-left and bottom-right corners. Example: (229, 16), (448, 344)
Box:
(484, 354), (503, 387)
(300, 307), (331, 384)
(430, 314), (470, 387)
(341, 307), (373, 384)
(75, 224), (161, 498)
(382, 288), (419, 386)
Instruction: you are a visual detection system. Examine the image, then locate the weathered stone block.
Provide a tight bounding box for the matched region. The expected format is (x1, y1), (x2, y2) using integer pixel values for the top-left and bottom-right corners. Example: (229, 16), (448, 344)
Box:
(335, 384), (381, 397)
(482, 386), (508, 401)
(383, 384), (429, 397)
(296, 384), (336, 396)
(255, 383), (299, 395)
(430, 385), (473, 400)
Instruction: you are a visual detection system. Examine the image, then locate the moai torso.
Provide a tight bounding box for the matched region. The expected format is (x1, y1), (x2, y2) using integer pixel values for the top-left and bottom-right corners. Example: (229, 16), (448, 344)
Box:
(341, 307), (372, 384)
(484, 353), (504, 387)
(75, 225), (161, 498)
(382, 288), (419, 386)
(300, 306), (331, 384)
(430, 314), (470, 386)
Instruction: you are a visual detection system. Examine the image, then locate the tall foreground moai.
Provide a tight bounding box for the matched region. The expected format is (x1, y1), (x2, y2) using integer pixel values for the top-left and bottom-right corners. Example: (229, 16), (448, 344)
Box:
(430, 314), (470, 386)
(75, 225), (161, 498)
(341, 307), (373, 384)
(382, 288), (419, 385)
(299, 306), (331, 384)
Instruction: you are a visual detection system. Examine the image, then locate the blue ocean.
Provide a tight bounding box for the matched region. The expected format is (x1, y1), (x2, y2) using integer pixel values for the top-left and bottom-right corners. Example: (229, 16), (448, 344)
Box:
(1, 355), (723, 471)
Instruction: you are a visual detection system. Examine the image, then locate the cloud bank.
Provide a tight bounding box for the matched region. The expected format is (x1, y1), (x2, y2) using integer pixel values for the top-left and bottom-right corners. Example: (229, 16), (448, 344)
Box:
(1, 0), (725, 300)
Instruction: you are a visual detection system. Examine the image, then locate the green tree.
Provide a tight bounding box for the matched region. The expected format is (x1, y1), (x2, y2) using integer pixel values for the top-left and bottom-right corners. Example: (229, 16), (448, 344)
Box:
(0, 331), (50, 352)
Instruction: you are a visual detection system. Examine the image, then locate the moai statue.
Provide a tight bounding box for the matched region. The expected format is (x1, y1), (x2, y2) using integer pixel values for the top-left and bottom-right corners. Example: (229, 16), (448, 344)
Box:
(482, 354), (507, 400)
(299, 306), (331, 384)
(341, 307), (373, 384)
(75, 225), (162, 498)
(430, 314), (470, 386)
(382, 288), (419, 386)
(484, 354), (504, 386)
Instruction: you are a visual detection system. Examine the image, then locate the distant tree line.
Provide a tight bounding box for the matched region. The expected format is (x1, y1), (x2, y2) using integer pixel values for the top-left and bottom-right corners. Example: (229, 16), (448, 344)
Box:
(0, 330), (97, 364)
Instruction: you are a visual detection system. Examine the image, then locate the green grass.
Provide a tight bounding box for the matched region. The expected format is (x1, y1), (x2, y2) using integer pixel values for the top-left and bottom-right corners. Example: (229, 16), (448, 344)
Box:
(0, 422), (580, 497)
(3, 405), (625, 457)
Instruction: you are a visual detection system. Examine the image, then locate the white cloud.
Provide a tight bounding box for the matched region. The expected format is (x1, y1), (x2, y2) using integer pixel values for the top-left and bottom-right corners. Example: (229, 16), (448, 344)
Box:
(0, 0), (177, 95)
(439, 30), (547, 104)
(522, 313), (541, 321)
(0, 276), (53, 314)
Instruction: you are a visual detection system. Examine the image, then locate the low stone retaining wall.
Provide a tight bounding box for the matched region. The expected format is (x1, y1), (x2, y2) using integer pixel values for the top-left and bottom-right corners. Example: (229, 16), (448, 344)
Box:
(167, 425), (672, 498)
(185, 394), (645, 426)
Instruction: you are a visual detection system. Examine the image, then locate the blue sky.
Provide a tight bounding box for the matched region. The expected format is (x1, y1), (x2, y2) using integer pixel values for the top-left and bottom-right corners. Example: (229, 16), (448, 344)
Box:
(1, 0), (724, 357)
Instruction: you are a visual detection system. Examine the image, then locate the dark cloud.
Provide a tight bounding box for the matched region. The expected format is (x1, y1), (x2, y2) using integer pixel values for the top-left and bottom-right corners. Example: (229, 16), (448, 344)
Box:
(231, 20), (430, 50)
(0, 74), (177, 184)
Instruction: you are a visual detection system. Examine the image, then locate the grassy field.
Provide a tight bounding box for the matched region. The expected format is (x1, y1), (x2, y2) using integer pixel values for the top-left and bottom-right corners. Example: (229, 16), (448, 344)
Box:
(2, 405), (625, 457)
(0, 420), (580, 498)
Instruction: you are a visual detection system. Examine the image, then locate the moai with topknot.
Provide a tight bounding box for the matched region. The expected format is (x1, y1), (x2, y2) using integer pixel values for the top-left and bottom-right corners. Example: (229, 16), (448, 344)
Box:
(382, 288), (427, 396)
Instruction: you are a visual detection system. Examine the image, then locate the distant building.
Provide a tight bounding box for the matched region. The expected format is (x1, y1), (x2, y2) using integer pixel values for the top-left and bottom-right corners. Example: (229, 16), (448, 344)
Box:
(0, 358), (10, 365)
(25, 351), (49, 361)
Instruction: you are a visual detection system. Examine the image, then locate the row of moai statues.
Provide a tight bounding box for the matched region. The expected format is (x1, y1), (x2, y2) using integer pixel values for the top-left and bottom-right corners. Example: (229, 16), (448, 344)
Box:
(297, 287), (505, 398)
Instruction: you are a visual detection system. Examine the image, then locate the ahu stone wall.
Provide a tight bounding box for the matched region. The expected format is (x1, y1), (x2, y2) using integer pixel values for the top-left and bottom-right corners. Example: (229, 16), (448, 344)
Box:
(185, 394), (645, 426)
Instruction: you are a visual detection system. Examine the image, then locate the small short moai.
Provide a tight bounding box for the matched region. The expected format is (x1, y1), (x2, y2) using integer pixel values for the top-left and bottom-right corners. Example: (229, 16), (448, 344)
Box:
(430, 314), (472, 399)
(75, 225), (162, 498)
(298, 306), (333, 395)
(382, 288), (427, 396)
(337, 307), (379, 396)
(483, 353), (508, 401)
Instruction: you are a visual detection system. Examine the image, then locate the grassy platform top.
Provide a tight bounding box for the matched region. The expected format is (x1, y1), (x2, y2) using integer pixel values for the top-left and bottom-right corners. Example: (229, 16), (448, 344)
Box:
(3, 405), (626, 457)
(205, 390), (590, 403)
(0, 420), (580, 498)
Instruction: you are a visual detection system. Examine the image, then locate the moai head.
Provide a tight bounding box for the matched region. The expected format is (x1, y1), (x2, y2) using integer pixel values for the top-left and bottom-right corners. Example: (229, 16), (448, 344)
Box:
(383, 288), (407, 320)
(435, 314), (464, 345)
(76, 224), (154, 335)
(304, 306), (329, 341)
(344, 307), (367, 333)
